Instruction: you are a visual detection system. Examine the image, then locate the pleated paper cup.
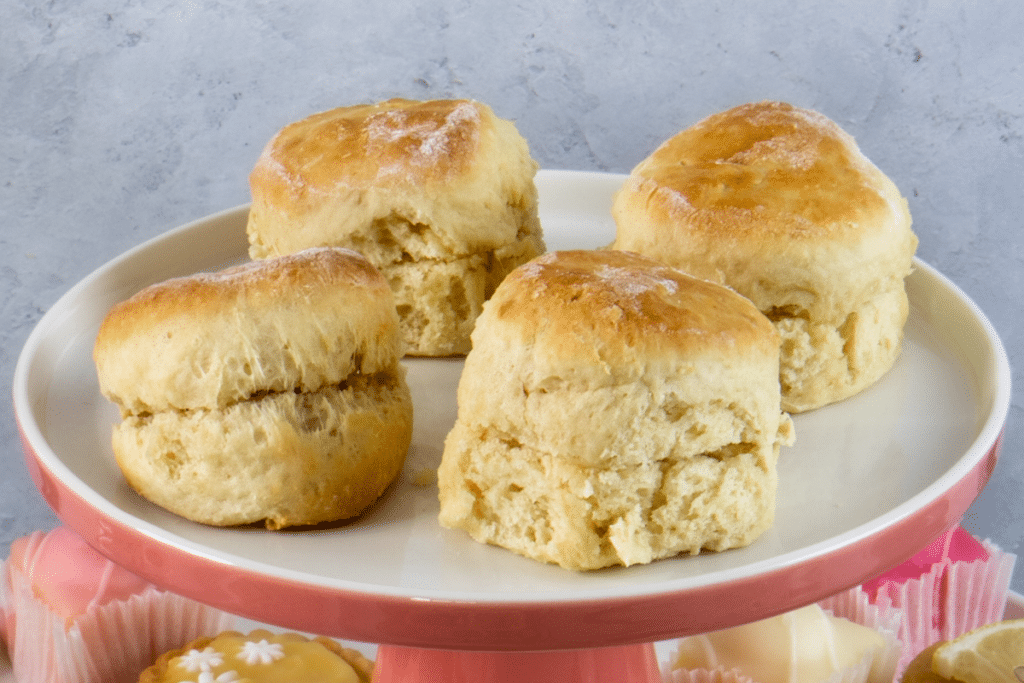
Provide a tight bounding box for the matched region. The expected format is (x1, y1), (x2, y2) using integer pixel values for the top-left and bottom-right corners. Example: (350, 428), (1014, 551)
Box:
(866, 534), (1016, 676)
(2, 558), (233, 683)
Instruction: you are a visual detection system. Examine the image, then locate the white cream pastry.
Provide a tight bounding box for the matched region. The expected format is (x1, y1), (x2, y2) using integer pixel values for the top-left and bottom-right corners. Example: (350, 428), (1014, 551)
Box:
(671, 603), (889, 683)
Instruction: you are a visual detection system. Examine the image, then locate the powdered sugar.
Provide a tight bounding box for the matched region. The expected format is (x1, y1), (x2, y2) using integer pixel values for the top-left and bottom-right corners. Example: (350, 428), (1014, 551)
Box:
(594, 263), (678, 299)
(725, 135), (820, 171)
(516, 257), (547, 281)
(184, 246), (367, 286)
(516, 252), (680, 308)
(368, 101), (481, 179)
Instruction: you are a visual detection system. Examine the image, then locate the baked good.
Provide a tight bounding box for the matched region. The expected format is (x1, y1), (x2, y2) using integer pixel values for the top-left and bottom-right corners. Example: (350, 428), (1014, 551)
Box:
(0, 526), (232, 683)
(437, 249), (794, 570)
(611, 100), (919, 412)
(862, 524), (1016, 675)
(139, 629), (374, 683)
(901, 620), (1024, 683)
(94, 247), (413, 529)
(246, 97), (546, 356)
(668, 603), (898, 683)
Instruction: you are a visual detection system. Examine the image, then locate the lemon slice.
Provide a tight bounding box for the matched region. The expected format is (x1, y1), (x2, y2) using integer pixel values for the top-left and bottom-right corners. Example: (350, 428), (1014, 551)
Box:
(931, 619), (1024, 683)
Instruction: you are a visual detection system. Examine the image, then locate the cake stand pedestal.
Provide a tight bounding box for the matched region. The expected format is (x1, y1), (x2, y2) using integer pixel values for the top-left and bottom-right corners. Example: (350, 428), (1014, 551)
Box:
(371, 644), (662, 683)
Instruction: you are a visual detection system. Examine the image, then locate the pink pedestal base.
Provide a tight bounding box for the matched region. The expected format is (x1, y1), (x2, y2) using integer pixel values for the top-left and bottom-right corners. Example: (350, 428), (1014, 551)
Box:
(372, 643), (662, 683)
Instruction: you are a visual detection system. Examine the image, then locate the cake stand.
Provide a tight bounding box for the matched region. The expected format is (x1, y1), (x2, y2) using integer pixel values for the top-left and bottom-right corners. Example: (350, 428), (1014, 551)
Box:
(13, 171), (1011, 682)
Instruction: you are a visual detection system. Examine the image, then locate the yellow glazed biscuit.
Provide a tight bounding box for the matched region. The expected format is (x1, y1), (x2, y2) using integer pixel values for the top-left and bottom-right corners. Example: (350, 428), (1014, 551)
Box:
(138, 630), (374, 683)
(612, 101), (918, 412)
(438, 249), (793, 570)
(94, 247), (413, 529)
(247, 98), (545, 356)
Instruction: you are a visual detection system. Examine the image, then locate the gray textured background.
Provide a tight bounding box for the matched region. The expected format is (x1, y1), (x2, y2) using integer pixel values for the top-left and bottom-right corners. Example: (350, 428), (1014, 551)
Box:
(2, 0), (1022, 604)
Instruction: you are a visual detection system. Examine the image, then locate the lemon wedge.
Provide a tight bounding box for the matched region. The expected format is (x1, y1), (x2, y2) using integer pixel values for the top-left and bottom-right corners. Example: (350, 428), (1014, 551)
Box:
(931, 618), (1024, 683)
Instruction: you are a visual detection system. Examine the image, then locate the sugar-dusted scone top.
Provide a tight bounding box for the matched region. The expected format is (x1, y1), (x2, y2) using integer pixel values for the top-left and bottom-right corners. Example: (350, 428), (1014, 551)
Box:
(438, 249), (793, 570)
(612, 100), (918, 412)
(95, 247), (403, 416)
(246, 98), (545, 356)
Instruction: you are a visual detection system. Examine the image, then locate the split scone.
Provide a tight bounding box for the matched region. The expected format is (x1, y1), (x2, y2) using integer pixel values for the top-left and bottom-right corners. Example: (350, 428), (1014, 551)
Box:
(246, 97), (546, 356)
(94, 247), (413, 529)
(611, 100), (919, 412)
(437, 249), (794, 570)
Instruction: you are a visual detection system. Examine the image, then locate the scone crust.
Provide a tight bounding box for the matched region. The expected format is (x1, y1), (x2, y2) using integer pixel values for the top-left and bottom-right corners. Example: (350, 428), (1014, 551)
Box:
(94, 247), (402, 415)
(245, 98), (545, 355)
(611, 100), (918, 411)
(438, 250), (792, 570)
(485, 249), (780, 384)
(247, 98), (541, 257)
(612, 100), (917, 321)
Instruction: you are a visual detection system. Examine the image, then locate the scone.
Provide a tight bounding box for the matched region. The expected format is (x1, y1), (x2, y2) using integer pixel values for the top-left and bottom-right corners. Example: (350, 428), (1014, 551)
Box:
(93, 247), (413, 529)
(138, 629), (374, 683)
(437, 249), (794, 570)
(611, 100), (919, 412)
(246, 97), (546, 356)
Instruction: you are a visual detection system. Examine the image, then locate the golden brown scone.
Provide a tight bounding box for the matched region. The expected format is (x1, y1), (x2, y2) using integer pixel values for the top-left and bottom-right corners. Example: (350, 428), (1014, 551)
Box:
(94, 247), (413, 529)
(437, 250), (794, 570)
(611, 100), (918, 412)
(138, 629), (374, 683)
(247, 98), (545, 356)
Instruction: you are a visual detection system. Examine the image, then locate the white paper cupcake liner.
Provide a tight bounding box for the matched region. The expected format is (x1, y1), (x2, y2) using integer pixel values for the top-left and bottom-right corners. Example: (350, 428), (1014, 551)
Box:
(663, 585), (902, 683)
(2, 558), (233, 683)
(869, 537), (1016, 677)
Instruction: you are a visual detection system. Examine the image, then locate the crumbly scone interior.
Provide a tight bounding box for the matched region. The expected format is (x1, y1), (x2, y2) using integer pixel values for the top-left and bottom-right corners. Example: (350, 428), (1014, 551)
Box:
(440, 375), (792, 570)
(767, 285), (908, 412)
(113, 368), (411, 528)
(332, 208), (544, 356)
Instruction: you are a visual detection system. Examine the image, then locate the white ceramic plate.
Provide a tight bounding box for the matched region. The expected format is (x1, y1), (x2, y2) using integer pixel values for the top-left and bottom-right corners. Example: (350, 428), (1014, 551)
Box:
(13, 170), (1011, 650)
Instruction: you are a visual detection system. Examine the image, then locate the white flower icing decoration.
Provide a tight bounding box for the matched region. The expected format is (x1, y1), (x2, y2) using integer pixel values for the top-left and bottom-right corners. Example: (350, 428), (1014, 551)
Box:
(240, 639), (286, 665)
(178, 647), (224, 672)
